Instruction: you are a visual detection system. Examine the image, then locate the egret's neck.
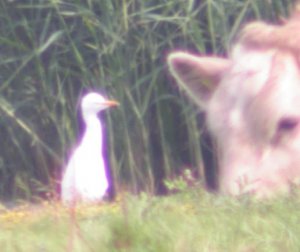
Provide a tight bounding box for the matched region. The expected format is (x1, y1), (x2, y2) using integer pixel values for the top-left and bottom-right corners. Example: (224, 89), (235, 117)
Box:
(82, 114), (103, 150)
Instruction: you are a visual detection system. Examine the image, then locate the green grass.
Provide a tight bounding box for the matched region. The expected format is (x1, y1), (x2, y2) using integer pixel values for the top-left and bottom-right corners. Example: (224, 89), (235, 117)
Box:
(1, 189), (300, 252)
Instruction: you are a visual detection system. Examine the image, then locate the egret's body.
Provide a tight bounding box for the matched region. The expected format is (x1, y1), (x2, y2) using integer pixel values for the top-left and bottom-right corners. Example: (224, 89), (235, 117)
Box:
(61, 92), (118, 204)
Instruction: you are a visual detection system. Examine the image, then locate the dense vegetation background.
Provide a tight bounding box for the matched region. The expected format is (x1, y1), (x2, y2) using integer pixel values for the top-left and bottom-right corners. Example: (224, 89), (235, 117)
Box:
(0, 0), (295, 201)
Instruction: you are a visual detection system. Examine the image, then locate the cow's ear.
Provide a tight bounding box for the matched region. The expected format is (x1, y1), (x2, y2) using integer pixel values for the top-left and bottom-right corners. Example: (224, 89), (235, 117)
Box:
(168, 51), (231, 108)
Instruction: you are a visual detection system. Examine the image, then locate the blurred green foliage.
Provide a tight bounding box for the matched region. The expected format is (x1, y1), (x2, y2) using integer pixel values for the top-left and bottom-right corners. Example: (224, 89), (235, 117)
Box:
(0, 0), (295, 200)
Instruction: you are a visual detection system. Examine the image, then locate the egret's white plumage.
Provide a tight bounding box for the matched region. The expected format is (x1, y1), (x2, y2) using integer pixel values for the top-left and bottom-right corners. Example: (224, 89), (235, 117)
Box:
(61, 92), (118, 204)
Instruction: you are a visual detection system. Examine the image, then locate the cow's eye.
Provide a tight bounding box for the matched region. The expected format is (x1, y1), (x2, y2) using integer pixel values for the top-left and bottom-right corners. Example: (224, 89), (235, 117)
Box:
(277, 117), (299, 132)
(271, 117), (299, 145)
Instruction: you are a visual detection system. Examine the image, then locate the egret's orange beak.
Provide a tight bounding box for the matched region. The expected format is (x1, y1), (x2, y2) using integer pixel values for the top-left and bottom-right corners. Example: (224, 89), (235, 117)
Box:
(103, 100), (119, 107)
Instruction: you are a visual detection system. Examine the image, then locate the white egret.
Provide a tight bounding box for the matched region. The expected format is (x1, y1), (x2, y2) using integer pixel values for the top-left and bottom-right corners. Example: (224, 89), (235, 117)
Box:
(61, 92), (119, 204)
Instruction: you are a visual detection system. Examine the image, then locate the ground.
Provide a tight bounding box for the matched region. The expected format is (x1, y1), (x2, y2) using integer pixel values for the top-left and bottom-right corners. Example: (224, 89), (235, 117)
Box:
(0, 188), (300, 252)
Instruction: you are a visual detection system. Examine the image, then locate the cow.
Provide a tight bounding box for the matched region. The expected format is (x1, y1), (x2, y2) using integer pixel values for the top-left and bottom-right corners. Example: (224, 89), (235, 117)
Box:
(167, 6), (300, 198)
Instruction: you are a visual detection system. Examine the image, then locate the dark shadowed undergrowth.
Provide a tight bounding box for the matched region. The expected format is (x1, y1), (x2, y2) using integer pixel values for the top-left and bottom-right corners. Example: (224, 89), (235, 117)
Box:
(1, 188), (300, 252)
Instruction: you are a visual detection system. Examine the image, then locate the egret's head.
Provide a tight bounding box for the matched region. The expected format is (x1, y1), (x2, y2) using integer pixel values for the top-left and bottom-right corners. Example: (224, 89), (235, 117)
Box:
(81, 92), (119, 116)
